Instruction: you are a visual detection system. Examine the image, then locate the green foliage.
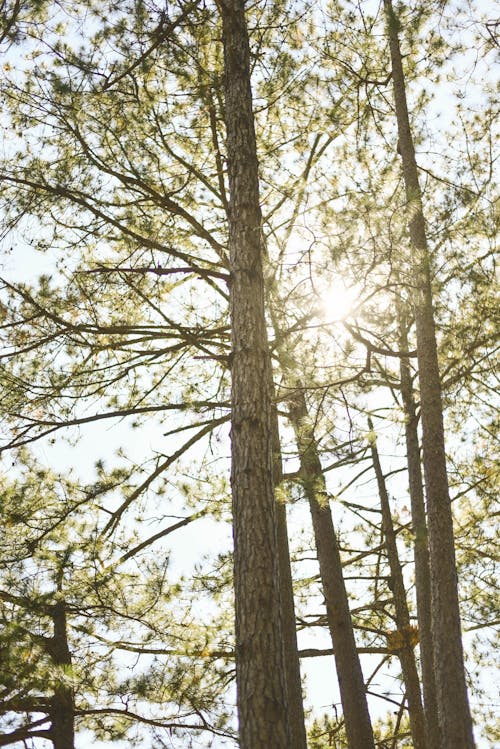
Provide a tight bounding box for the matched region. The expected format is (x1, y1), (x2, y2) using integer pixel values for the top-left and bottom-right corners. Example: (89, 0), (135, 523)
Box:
(308, 713), (347, 748)
(0, 0), (497, 745)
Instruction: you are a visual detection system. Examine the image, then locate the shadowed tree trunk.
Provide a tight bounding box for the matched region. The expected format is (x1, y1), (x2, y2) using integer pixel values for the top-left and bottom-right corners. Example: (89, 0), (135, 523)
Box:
(384, 2), (475, 746)
(275, 499), (308, 749)
(276, 501), (307, 749)
(399, 308), (440, 748)
(49, 601), (75, 749)
(220, 1), (289, 746)
(273, 412), (309, 749)
(369, 417), (426, 749)
(287, 387), (375, 749)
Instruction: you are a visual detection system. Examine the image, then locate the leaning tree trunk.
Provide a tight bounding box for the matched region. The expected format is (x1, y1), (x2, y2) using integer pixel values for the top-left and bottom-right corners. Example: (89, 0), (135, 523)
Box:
(398, 307), (440, 748)
(369, 418), (427, 749)
(220, 1), (289, 746)
(287, 388), (375, 749)
(384, 2), (475, 746)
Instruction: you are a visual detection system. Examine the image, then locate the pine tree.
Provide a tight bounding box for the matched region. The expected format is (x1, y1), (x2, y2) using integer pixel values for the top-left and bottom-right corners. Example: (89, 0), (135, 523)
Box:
(384, 1), (475, 745)
(219, 0), (290, 744)
(0, 2), (497, 746)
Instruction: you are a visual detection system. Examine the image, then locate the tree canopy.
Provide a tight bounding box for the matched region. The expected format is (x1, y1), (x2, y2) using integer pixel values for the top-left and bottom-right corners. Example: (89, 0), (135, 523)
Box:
(0, 1), (498, 748)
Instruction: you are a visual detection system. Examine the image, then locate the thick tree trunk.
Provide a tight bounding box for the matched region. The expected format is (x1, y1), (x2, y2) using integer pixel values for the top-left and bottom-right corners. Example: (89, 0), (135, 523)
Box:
(369, 419), (427, 749)
(288, 389), (375, 749)
(49, 601), (75, 749)
(399, 310), (440, 748)
(384, 2), (475, 746)
(220, 2), (288, 746)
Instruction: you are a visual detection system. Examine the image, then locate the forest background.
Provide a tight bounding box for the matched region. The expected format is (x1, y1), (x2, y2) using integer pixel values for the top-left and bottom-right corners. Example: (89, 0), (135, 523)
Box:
(0, 0), (498, 748)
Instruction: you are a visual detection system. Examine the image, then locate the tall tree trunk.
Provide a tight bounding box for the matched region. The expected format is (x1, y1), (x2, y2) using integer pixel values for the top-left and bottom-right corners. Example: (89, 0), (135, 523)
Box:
(399, 308), (440, 748)
(369, 418), (427, 749)
(384, 2), (475, 746)
(288, 388), (375, 749)
(49, 601), (75, 749)
(275, 500), (308, 749)
(271, 405), (309, 749)
(220, 1), (288, 746)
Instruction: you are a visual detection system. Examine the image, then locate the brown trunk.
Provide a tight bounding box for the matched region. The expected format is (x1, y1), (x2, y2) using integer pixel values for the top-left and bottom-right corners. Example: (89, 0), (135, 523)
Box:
(49, 601), (75, 749)
(384, 2), (475, 746)
(275, 501), (308, 749)
(288, 389), (375, 749)
(369, 418), (427, 749)
(272, 407), (308, 749)
(220, 1), (288, 746)
(399, 309), (440, 748)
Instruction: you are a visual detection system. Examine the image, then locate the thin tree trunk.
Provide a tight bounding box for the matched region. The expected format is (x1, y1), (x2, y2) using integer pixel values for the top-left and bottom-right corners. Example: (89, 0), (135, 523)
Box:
(220, 1), (288, 746)
(49, 601), (75, 749)
(384, 2), (475, 746)
(399, 308), (440, 748)
(272, 406), (309, 749)
(288, 388), (375, 749)
(275, 500), (308, 749)
(369, 418), (426, 749)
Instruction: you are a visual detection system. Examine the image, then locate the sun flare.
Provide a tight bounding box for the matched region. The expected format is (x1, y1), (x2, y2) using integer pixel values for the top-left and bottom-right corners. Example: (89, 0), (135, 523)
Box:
(319, 281), (360, 323)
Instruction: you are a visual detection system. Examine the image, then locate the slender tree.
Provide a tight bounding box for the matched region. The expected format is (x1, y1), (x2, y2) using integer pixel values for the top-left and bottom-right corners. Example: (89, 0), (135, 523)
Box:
(384, 1), (475, 746)
(398, 305), (440, 748)
(271, 405), (308, 749)
(287, 386), (375, 749)
(369, 416), (426, 749)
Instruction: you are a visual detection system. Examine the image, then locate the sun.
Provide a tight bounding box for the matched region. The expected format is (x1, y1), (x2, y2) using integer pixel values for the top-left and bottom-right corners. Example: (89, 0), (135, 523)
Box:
(318, 281), (360, 323)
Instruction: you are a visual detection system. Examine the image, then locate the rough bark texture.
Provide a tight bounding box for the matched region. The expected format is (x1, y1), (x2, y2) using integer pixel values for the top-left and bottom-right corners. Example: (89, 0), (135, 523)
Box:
(220, 1), (288, 746)
(399, 310), (440, 749)
(385, 2), (475, 746)
(49, 601), (75, 749)
(288, 389), (375, 749)
(369, 420), (427, 749)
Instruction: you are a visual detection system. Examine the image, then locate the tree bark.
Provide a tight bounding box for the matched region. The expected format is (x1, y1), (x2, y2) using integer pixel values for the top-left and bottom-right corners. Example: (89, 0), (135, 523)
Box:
(288, 388), (375, 749)
(384, 2), (475, 746)
(369, 418), (427, 749)
(220, 1), (288, 746)
(275, 501), (308, 749)
(399, 309), (440, 748)
(49, 601), (75, 749)
(272, 406), (309, 749)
